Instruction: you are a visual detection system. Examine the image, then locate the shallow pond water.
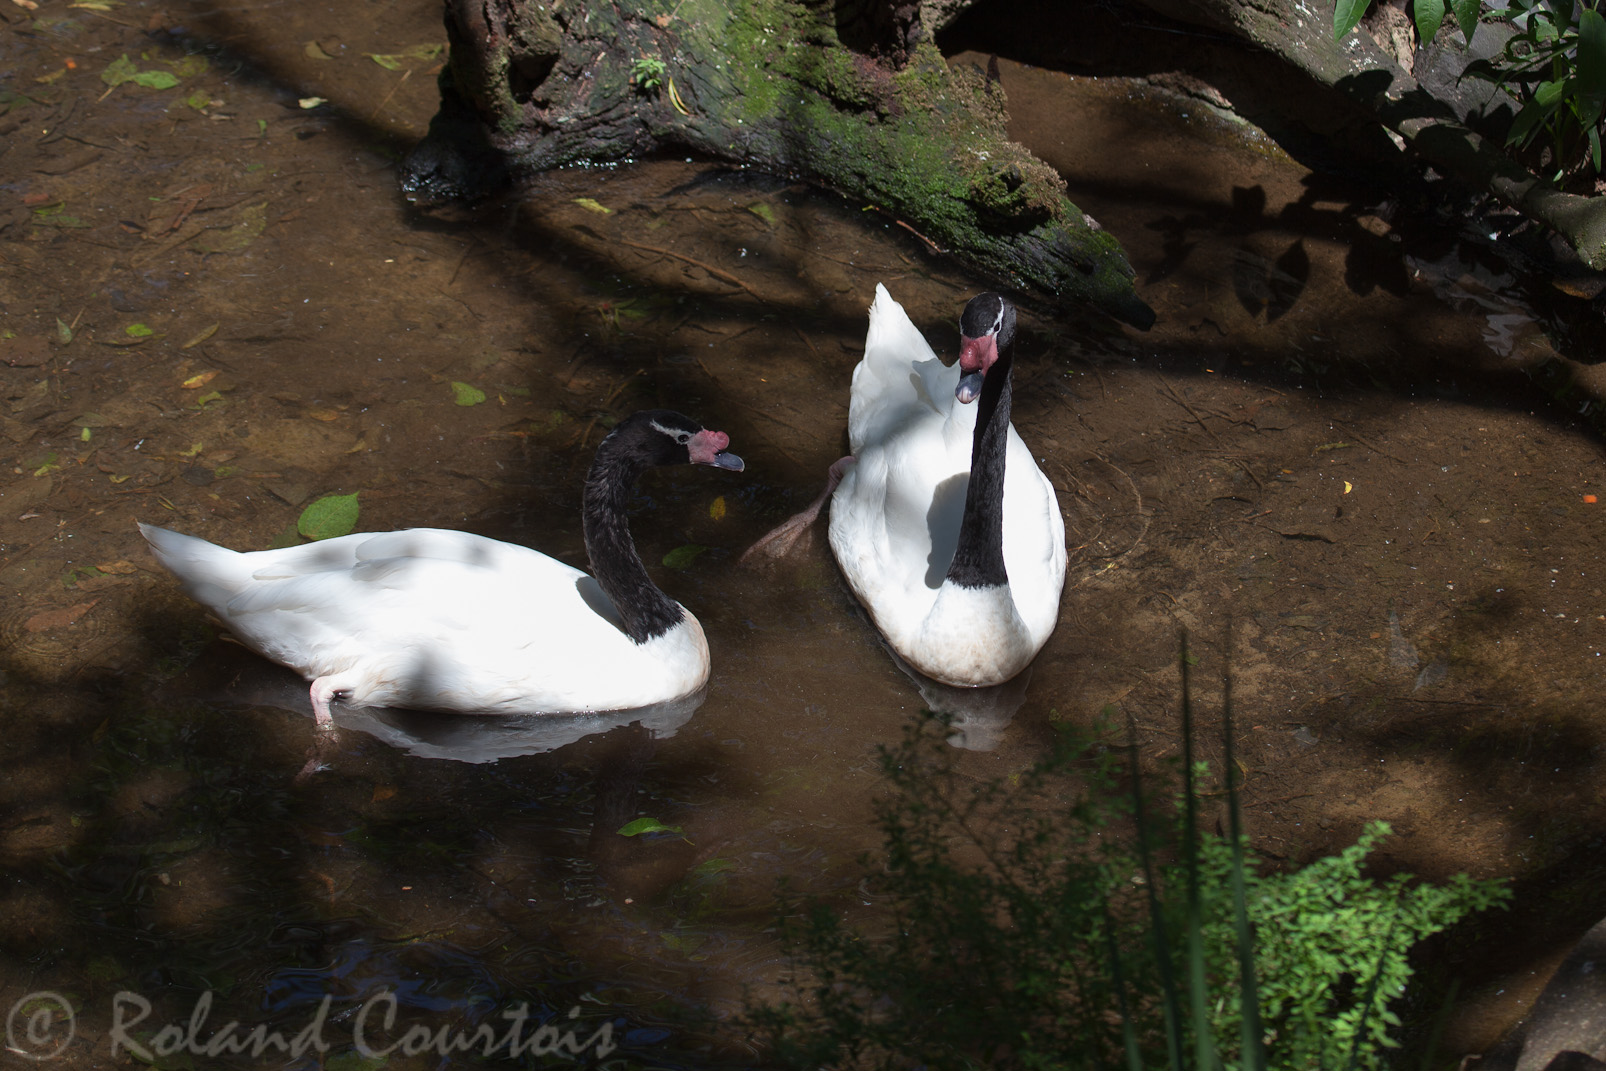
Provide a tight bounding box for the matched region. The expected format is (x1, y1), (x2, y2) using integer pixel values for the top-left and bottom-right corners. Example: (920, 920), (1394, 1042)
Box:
(3, 1), (1606, 1065)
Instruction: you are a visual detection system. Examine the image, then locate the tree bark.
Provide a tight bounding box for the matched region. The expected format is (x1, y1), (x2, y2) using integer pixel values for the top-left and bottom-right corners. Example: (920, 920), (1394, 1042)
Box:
(399, 0), (1157, 329)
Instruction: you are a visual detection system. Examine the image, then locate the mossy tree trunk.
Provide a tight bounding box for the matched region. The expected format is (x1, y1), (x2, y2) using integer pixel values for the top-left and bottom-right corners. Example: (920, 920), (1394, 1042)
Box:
(400, 0), (1157, 328)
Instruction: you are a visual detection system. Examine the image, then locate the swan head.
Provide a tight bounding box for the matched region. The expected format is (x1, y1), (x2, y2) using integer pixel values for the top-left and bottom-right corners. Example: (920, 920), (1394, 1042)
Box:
(630, 410), (746, 472)
(955, 292), (1015, 404)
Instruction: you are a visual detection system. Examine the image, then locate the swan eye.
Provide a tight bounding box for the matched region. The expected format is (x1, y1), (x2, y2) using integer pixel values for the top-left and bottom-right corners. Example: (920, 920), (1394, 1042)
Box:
(676, 432), (691, 444)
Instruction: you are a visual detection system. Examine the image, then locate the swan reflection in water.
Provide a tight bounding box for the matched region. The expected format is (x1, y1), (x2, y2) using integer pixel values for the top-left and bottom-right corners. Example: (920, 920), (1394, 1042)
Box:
(885, 646), (1033, 752)
(158, 642), (703, 766)
(333, 690), (704, 764)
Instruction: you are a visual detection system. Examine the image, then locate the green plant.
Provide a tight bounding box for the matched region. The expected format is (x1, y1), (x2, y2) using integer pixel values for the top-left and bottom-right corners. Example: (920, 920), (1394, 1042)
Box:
(1334, 0), (1606, 184)
(630, 55), (666, 94)
(1195, 820), (1507, 1069)
(750, 692), (1509, 1070)
(1469, 0), (1606, 180)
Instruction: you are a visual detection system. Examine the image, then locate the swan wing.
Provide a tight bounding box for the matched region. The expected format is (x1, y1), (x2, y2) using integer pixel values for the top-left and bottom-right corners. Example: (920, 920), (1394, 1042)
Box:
(1001, 431), (1068, 642)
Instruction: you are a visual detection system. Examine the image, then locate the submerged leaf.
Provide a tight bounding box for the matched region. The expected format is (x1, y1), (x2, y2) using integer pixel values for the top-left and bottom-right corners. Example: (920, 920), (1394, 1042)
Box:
(26, 600), (99, 632)
(125, 323), (153, 338)
(132, 70), (180, 90)
(100, 55), (139, 86)
(573, 197), (612, 215)
(618, 817), (683, 837)
(190, 203), (267, 254)
(180, 324), (219, 350)
(100, 54), (182, 90)
(450, 381), (487, 406)
(169, 55), (209, 79)
(298, 492), (361, 541)
(662, 544), (709, 570)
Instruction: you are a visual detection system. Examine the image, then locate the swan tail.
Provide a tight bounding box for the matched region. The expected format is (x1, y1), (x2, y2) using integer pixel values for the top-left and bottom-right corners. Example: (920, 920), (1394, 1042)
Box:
(861, 284), (938, 379)
(139, 522), (255, 609)
(850, 284), (954, 450)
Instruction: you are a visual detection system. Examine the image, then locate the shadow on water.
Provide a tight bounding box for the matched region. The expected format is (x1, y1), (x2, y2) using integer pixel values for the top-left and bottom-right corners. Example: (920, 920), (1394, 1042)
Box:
(2, 0), (1606, 1064)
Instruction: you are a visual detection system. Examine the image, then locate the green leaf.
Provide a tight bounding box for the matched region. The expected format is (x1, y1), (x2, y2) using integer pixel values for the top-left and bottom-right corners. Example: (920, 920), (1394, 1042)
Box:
(573, 197), (612, 215)
(1506, 96), (1554, 148)
(366, 53), (402, 70)
(747, 201), (778, 226)
(100, 54), (139, 87)
(125, 323), (153, 337)
(55, 318), (73, 344)
(101, 54), (182, 90)
(1333, 0), (1369, 40)
(132, 70), (180, 90)
(618, 817), (683, 837)
(1535, 78), (1567, 107)
(1451, 0), (1482, 43)
(1413, 0), (1446, 45)
(1575, 7), (1606, 127)
(297, 492), (361, 541)
(450, 381), (486, 406)
(661, 544), (709, 570)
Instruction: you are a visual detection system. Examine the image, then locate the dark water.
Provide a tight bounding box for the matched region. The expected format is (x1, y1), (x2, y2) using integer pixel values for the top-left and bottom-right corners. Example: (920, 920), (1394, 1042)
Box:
(3, 2), (1606, 1065)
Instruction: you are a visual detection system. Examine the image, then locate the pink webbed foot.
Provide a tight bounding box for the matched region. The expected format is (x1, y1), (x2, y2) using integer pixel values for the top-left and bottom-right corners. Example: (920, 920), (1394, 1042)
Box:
(295, 677), (347, 785)
(740, 457), (853, 566)
(309, 677), (345, 731)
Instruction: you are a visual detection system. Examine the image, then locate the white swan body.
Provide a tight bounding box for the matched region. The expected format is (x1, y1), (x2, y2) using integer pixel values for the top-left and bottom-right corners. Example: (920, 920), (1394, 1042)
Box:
(140, 525), (709, 714)
(828, 284), (1066, 686)
(141, 411), (744, 726)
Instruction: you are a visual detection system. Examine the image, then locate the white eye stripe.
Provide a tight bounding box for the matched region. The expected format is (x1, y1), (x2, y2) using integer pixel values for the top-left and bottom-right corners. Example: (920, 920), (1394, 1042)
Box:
(650, 419), (693, 442)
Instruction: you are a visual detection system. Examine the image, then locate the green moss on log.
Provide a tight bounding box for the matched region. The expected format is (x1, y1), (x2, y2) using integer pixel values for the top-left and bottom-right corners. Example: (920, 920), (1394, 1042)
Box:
(413, 0), (1154, 325)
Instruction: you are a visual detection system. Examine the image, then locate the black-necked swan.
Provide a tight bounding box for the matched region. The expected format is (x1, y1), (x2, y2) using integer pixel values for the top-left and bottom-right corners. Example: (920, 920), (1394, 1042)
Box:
(140, 410), (744, 728)
(747, 284), (1065, 686)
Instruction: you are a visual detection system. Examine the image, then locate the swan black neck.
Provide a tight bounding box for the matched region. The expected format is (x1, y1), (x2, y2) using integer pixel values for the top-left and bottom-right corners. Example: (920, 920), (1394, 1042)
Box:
(582, 434), (684, 644)
(947, 324), (1014, 590)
